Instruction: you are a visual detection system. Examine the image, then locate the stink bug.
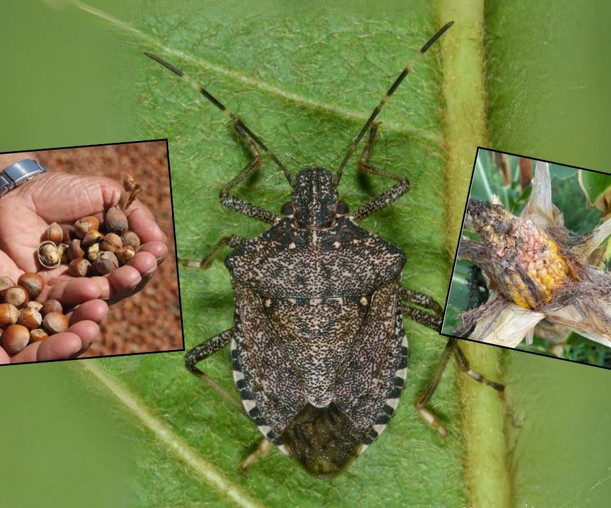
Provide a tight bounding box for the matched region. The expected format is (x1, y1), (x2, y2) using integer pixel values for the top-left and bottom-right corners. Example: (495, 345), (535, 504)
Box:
(146, 21), (503, 478)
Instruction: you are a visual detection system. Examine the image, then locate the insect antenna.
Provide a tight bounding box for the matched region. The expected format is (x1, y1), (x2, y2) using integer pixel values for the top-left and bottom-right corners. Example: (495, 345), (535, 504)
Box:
(144, 52), (294, 188)
(333, 21), (454, 187)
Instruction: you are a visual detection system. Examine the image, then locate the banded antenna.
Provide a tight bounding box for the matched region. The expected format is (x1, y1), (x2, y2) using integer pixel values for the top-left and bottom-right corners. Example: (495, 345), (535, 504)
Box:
(144, 52), (294, 188)
(333, 21), (454, 187)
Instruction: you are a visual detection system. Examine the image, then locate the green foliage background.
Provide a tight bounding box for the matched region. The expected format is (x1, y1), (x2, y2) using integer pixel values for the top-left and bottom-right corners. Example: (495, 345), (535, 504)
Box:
(0, 1), (610, 507)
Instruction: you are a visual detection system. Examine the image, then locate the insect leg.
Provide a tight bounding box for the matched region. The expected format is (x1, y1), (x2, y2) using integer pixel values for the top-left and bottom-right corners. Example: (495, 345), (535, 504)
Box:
(414, 338), (454, 437)
(215, 120), (281, 224)
(451, 340), (505, 392)
(185, 329), (245, 414)
(144, 51), (293, 189)
(352, 123), (410, 221)
(180, 235), (246, 269)
(415, 338), (504, 437)
(401, 286), (442, 330)
(240, 438), (273, 472)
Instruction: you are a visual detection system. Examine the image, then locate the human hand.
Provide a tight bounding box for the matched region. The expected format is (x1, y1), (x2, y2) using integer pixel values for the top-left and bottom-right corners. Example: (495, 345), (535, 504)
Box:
(0, 299), (108, 364)
(0, 169), (167, 305)
(0, 156), (167, 362)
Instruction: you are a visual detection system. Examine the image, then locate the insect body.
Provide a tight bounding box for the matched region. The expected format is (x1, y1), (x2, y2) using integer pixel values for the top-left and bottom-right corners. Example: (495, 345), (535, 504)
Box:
(226, 167), (409, 475)
(147, 21), (502, 478)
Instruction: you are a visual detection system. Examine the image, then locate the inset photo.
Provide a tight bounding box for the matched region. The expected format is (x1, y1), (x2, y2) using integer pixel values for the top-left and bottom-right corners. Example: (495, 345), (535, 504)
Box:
(0, 140), (182, 364)
(442, 148), (611, 367)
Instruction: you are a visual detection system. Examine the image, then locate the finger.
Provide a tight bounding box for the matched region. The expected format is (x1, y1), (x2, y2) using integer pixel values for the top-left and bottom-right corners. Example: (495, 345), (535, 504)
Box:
(126, 249), (159, 277)
(91, 250), (158, 301)
(88, 265), (140, 300)
(47, 277), (102, 307)
(68, 299), (109, 325)
(0, 347), (11, 364)
(125, 202), (166, 244)
(34, 331), (86, 362)
(9, 321), (102, 363)
(139, 240), (168, 266)
(64, 320), (101, 353)
(9, 342), (43, 363)
(10, 332), (81, 363)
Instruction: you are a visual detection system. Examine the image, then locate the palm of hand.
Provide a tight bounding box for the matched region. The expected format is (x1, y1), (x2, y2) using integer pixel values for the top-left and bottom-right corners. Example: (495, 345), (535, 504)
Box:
(0, 172), (167, 363)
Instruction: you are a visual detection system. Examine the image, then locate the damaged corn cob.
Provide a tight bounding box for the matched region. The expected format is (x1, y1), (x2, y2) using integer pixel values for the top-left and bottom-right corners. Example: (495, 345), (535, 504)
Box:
(462, 199), (577, 310)
(453, 160), (611, 353)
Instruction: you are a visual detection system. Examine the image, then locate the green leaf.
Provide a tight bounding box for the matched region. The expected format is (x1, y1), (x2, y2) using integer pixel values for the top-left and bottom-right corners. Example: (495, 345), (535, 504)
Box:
(3, 1), (611, 507)
(66, 1), (506, 505)
(132, 3), (502, 506)
(579, 170), (611, 215)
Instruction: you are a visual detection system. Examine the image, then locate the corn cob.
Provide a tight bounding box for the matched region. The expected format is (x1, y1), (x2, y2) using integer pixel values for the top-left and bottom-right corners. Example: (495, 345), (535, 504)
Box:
(465, 200), (572, 309)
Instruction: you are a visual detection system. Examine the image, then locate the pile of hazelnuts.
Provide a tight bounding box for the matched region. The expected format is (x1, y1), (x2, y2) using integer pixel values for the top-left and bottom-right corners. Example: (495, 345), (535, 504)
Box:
(0, 176), (143, 357)
(0, 273), (68, 355)
(37, 176), (142, 277)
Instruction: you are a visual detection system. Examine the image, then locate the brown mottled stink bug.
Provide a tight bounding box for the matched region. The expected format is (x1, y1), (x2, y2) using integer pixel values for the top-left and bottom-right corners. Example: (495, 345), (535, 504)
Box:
(146, 21), (503, 478)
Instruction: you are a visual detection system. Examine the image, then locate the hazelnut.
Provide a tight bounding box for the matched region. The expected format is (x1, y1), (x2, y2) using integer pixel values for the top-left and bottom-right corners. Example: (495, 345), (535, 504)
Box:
(30, 328), (49, 343)
(81, 229), (104, 248)
(41, 299), (63, 316)
(1, 324), (30, 355)
(0, 303), (19, 328)
(74, 216), (100, 238)
(0, 276), (15, 293)
(116, 245), (136, 265)
(105, 206), (128, 234)
(3, 287), (29, 308)
(68, 258), (91, 277)
(38, 241), (61, 269)
(93, 251), (119, 275)
(120, 231), (140, 250)
(68, 239), (85, 260)
(61, 224), (74, 243)
(17, 273), (44, 299)
(44, 222), (64, 244)
(17, 307), (43, 330)
(100, 233), (122, 253)
(42, 312), (69, 334)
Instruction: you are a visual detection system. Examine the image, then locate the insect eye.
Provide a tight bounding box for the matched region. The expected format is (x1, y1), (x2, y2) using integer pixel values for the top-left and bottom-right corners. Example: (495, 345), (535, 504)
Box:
(336, 201), (349, 215)
(281, 202), (294, 216)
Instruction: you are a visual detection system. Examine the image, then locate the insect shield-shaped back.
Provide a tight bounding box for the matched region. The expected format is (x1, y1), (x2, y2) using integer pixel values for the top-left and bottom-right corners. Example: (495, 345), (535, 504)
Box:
(224, 167), (408, 477)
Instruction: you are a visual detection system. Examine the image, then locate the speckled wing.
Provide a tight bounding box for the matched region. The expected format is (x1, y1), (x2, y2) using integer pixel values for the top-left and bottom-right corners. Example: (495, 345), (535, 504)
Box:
(334, 279), (407, 447)
(227, 219), (408, 476)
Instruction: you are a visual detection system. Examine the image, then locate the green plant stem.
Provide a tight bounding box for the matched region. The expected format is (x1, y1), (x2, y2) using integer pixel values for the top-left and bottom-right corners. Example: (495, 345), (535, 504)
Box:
(438, 0), (487, 256)
(437, 0), (512, 506)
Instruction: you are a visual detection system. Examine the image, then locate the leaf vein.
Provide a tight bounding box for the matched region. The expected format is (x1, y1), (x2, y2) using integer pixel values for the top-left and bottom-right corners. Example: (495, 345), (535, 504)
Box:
(70, 0), (438, 142)
(82, 362), (266, 508)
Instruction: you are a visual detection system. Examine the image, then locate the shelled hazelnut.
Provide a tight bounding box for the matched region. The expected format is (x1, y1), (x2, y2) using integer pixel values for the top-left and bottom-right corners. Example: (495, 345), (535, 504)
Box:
(38, 241), (62, 269)
(0, 276), (14, 292)
(18, 273), (44, 299)
(2, 325), (30, 355)
(36, 176), (143, 278)
(3, 287), (29, 308)
(0, 274), (70, 357)
(42, 312), (69, 334)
